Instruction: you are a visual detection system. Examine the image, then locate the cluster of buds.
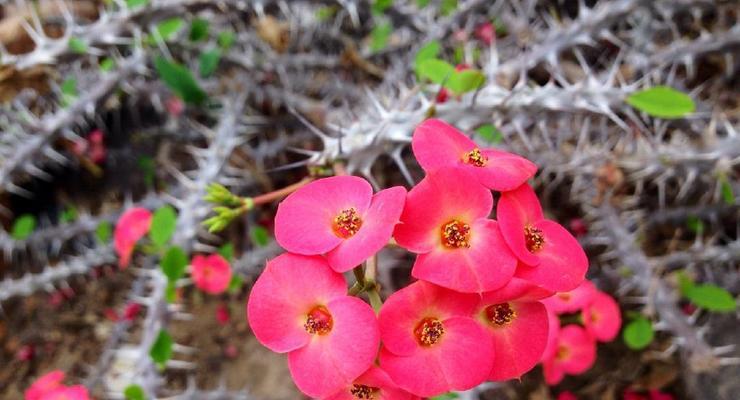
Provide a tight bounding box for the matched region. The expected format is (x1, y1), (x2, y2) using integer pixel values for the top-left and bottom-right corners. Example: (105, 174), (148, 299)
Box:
(25, 370), (89, 400)
(247, 119), (600, 398)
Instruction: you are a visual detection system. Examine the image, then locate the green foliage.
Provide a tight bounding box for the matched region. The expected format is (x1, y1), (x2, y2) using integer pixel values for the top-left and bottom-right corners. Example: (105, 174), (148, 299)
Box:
(123, 385), (146, 400)
(149, 205), (177, 248)
(11, 214), (36, 240)
(99, 58), (115, 72)
(626, 86), (695, 118)
(416, 59), (454, 84)
(475, 124), (503, 143)
(217, 31), (235, 50)
(250, 226), (270, 247)
(189, 18), (209, 42)
(199, 49), (221, 78)
(149, 330), (173, 368)
(154, 56), (207, 105)
(138, 156), (155, 187)
(370, 21), (392, 53)
(204, 183), (243, 207)
(446, 69), (485, 95)
(686, 216), (704, 235)
(719, 175), (734, 205)
(372, 0), (393, 15)
(69, 37), (88, 54)
(60, 78), (77, 107)
(623, 315), (654, 350)
(440, 0), (458, 16)
(430, 393), (459, 400)
(154, 18), (184, 41)
(96, 221), (113, 244)
(416, 0), (431, 7)
(60, 206), (78, 223)
(218, 243), (234, 261)
(228, 275), (244, 294)
(316, 6), (338, 21)
(161, 246), (188, 282)
(126, 0), (148, 7)
(679, 273), (736, 312)
(414, 41), (441, 70)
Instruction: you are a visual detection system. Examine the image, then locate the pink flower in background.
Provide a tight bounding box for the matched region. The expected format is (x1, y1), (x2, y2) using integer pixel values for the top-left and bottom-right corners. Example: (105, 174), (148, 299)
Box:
(87, 130), (106, 164)
(472, 279), (551, 381)
(393, 169), (517, 293)
(542, 280), (597, 314)
(648, 389), (675, 400)
(582, 291), (622, 342)
(378, 281), (494, 397)
(323, 366), (419, 400)
(40, 386), (90, 400)
(114, 207), (152, 268)
(25, 371), (89, 400)
(498, 183), (588, 292)
(542, 305), (561, 361)
(216, 303), (231, 325)
(474, 22), (495, 45)
(274, 176), (406, 272)
(191, 254), (232, 295)
(247, 253), (379, 398)
(542, 325), (596, 385)
(557, 392), (578, 400)
(412, 119), (537, 191)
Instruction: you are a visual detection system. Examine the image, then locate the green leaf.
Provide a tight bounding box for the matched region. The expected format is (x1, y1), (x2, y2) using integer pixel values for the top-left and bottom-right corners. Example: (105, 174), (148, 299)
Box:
(217, 31), (235, 50)
(60, 206), (78, 223)
(623, 316), (654, 350)
(493, 17), (508, 36)
(228, 275), (244, 294)
(126, 0), (148, 7)
(100, 58), (115, 72)
(189, 18), (209, 42)
(124, 384), (146, 400)
(149, 330), (173, 368)
(372, 0), (393, 15)
(430, 393), (459, 400)
(369, 21), (392, 53)
(154, 56), (207, 105)
(155, 18), (184, 41)
(686, 216), (704, 235)
(417, 0), (431, 7)
(199, 49), (221, 78)
(138, 156), (155, 187)
(719, 175), (734, 205)
(625, 86), (696, 118)
(414, 41), (441, 69)
(446, 69), (486, 95)
(416, 58), (454, 84)
(161, 246), (188, 282)
(316, 6), (337, 21)
(475, 124), (503, 143)
(685, 284), (736, 312)
(677, 271), (695, 296)
(440, 0), (458, 16)
(165, 281), (177, 303)
(149, 205), (177, 248)
(68, 37), (87, 54)
(96, 221), (112, 244)
(60, 78), (77, 107)
(11, 214), (36, 240)
(250, 226), (270, 247)
(218, 243), (234, 261)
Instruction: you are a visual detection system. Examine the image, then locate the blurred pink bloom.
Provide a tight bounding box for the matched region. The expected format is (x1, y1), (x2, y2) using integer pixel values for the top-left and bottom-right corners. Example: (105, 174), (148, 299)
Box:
(498, 183), (588, 292)
(475, 22), (495, 45)
(542, 280), (597, 314)
(247, 253), (379, 398)
(114, 208), (152, 268)
(557, 391), (578, 400)
(166, 96), (185, 117)
(582, 291), (622, 342)
(649, 389), (674, 400)
(323, 366), (419, 400)
(542, 325), (596, 385)
(623, 389), (647, 400)
(216, 304), (231, 325)
(412, 119), (537, 191)
(41, 386), (89, 400)
(122, 303), (142, 321)
(191, 254), (232, 295)
(25, 370), (64, 400)
(274, 176), (406, 272)
(16, 344), (34, 361)
(393, 169), (517, 293)
(568, 218), (588, 237)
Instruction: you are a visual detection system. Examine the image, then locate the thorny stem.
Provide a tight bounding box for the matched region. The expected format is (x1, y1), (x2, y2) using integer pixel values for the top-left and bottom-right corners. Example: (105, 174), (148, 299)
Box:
(251, 177), (314, 207)
(348, 256), (383, 312)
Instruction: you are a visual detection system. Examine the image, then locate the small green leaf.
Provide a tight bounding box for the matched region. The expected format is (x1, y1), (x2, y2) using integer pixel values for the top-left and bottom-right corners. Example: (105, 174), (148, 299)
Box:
(475, 124), (503, 144)
(250, 226), (270, 247)
(161, 246), (188, 282)
(189, 18), (209, 42)
(60, 206), (78, 223)
(440, 0), (458, 16)
(414, 41), (441, 69)
(453, 46), (464, 64)
(369, 21), (392, 53)
(11, 214), (36, 240)
(430, 393), (459, 400)
(417, 58), (454, 84)
(155, 18), (184, 41)
(217, 31), (235, 50)
(126, 0), (148, 7)
(677, 271), (695, 296)
(372, 0), (393, 15)
(100, 58), (115, 72)
(218, 243), (234, 261)
(69, 37), (88, 54)
(316, 6), (337, 21)
(685, 284), (736, 312)
(149, 205), (177, 248)
(623, 316), (654, 350)
(719, 175), (734, 205)
(446, 69), (486, 95)
(96, 221), (112, 244)
(165, 281), (177, 303)
(138, 156), (155, 187)
(149, 329), (173, 368)
(123, 384), (146, 400)
(199, 49), (221, 78)
(626, 86), (695, 118)
(228, 275), (244, 294)
(154, 56), (207, 105)
(686, 216), (704, 235)
(417, 0), (431, 7)
(60, 78), (77, 107)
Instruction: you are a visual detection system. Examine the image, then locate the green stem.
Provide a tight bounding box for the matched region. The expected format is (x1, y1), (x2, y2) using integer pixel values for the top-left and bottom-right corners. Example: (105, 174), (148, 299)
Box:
(367, 289), (383, 314)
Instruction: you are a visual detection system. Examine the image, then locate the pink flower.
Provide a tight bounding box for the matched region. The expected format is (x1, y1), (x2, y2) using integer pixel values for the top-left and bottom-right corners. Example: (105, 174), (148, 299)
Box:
(122, 302), (142, 321)
(541, 305), (561, 361)
(393, 169), (517, 293)
(498, 183), (588, 292)
(247, 253), (379, 398)
(557, 392), (578, 400)
(378, 281), (494, 397)
(623, 390), (647, 400)
(582, 291), (621, 342)
(474, 22), (495, 45)
(114, 208), (152, 268)
(274, 176), (406, 272)
(87, 130), (106, 164)
(472, 279), (551, 381)
(323, 366), (419, 400)
(216, 303), (231, 325)
(648, 390), (674, 400)
(411, 119), (537, 191)
(542, 280), (597, 314)
(26, 371), (65, 400)
(191, 254), (232, 295)
(40, 386), (89, 400)
(542, 325), (596, 385)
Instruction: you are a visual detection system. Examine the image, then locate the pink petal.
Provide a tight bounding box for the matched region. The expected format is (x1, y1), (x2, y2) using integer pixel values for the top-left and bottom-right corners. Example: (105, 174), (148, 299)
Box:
(378, 281), (479, 356)
(114, 208), (153, 268)
(326, 186), (406, 272)
(471, 149), (537, 191)
(394, 169), (493, 253)
(274, 176), (373, 255)
(323, 366), (419, 400)
(542, 356), (566, 385)
(515, 220), (588, 292)
(497, 183), (544, 266)
(542, 280), (597, 314)
(46, 386), (90, 400)
(411, 219), (516, 293)
(583, 291), (622, 342)
(288, 296), (380, 398)
(25, 370), (65, 400)
(557, 325), (596, 374)
(411, 118), (476, 171)
(379, 316), (494, 397)
(542, 307), (561, 360)
(191, 254), (232, 295)
(246, 253), (346, 353)
(482, 277), (554, 304)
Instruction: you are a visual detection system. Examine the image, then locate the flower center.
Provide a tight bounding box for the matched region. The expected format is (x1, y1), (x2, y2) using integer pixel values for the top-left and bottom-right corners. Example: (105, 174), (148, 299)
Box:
(350, 384), (379, 399)
(414, 318), (445, 346)
(557, 292), (571, 301)
(333, 208), (362, 238)
(464, 148), (488, 167)
(485, 303), (517, 327)
(524, 225), (545, 253)
(441, 220), (471, 248)
(556, 345), (570, 361)
(304, 306), (333, 335)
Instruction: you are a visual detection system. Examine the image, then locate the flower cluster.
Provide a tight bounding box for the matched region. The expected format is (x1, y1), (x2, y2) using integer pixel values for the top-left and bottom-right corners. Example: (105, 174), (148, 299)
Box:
(25, 370), (89, 400)
(540, 280), (622, 385)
